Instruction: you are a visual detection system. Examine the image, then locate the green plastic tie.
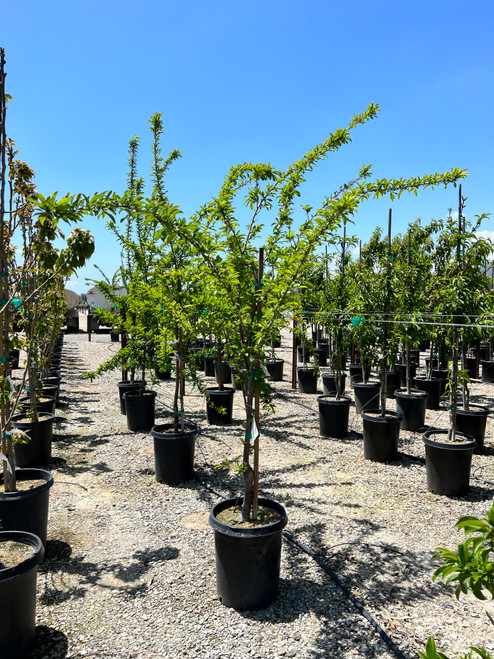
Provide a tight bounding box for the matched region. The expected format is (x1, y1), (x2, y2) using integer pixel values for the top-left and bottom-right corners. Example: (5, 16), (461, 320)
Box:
(173, 410), (185, 415)
(257, 312), (263, 319)
(0, 272), (7, 276)
(26, 386), (36, 392)
(245, 433), (252, 440)
(0, 356), (9, 362)
(0, 299), (8, 305)
(3, 433), (11, 440)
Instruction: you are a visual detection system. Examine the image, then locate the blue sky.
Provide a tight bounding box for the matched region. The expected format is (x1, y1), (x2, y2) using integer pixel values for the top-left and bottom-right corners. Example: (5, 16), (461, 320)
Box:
(2, 0), (493, 293)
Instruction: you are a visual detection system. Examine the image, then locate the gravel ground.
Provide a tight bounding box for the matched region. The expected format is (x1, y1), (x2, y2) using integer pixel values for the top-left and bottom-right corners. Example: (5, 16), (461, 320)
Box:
(17, 332), (494, 659)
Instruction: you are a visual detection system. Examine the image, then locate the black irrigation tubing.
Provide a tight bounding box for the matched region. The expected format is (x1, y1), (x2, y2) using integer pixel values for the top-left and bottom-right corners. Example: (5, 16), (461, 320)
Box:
(192, 469), (410, 659)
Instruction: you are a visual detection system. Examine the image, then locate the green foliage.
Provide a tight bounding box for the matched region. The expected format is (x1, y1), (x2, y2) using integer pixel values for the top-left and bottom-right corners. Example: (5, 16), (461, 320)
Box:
(418, 636), (492, 659)
(432, 502), (494, 600)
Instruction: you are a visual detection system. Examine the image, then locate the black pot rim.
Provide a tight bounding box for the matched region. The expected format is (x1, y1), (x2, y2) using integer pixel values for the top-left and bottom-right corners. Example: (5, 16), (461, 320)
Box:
(151, 421), (199, 440)
(394, 388), (429, 399)
(0, 530), (44, 580)
(352, 380), (380, 389)
(18, 395), (55, 405)
(117, 380), (144, 388)
(321, 372), (347, 379)
(423, 428), (476, 450)
(11, 412), (55, 428)
(122, 389), (157, 400)
(456, 405), (489, 417)
(0, 468), (54, 501)
(414, 377), (440, 383)
(361, 410), (402, 423)
(317, 394), (351, 406)
(209, 497), (287, 538)
(266, 358), (284, 364)
(206, 387), (235, 396)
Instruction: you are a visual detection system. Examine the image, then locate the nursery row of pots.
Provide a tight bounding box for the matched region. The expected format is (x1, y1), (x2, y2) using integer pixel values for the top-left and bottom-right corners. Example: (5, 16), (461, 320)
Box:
(1, 334), (65, 659)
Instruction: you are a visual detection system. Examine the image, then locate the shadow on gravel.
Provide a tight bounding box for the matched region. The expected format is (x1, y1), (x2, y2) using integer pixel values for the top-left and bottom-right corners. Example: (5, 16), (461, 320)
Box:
(234, 538), (413, 658)
(26, 626), (69, 659)
(39, 542), (179, 604)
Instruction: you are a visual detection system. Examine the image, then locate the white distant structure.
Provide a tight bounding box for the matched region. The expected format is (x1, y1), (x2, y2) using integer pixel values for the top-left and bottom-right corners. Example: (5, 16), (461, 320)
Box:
(86, 286), (127, 311)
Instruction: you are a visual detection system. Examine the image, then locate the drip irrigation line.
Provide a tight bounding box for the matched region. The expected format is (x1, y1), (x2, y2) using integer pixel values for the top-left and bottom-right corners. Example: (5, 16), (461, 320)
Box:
(283, 531), (410, 659)
(192, 469), (410, 659)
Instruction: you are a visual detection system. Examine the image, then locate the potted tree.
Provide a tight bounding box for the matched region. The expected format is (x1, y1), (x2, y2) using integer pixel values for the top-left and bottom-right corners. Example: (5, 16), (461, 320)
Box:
(161, 103), (467, 608)
(394, 218), (439, 430)
(316, 223), (354, 438)
(350, 214), (402, 461)
(423, 191), (493, 495)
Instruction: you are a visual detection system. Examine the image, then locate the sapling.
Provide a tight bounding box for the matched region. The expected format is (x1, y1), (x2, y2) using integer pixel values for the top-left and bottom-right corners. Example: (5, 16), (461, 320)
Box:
(160, 104), (467, 521)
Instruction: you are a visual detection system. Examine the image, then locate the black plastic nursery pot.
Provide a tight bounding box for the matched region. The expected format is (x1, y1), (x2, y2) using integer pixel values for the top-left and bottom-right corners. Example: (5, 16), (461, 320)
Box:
(39, 384), (59, 405)
(12, 413), (55, 467)
(18, 395), (56, 416)
(423, 429), (476, 497)
(9, 348), (19, 369)
(349, 363), (371, 385)
(361, 410), (401, 462)
(154, 365), (172, 381)
(456, 405), (488, 454)
(394, 389), (428, 431)
(297, 367), (318, 394)
(266, 358), (284, 382)
(321, 372), (347, 396)
(313, 347), (327, 367)
(395, 362), (417, 388)
(209, 497), (288, 611)
(352, 381), (380, 414)
(117, 380), (143, 415)
(0, 530), (44, 659)
(110, 330), (119, 342)
(431, 369), (448, 396)
(151, 422), (199, 484)
(297, 345), (309, 363)
(413, 377), (441, 410)
(378, 370), (400, 399)
(123, 390), (157, 431)
(204, 355), (216, 377)
(206, 387), (235, 425)
(481, 360), (494, 383)
(0, 468), (54, 546)
(317, 394), (351, 438)
(214, 360), (232, 385)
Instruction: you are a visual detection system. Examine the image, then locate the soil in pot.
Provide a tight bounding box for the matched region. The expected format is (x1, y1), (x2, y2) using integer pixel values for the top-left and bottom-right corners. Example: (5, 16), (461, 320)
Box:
(361, 410), (401, 462)
(18, 395), (56, 416)
(413, 377), (441, 410)
(297, 367), (318, 394)
(456, 405), (488, 454)
(394, 389), (428, 431)
(123, 390), (157, 431)
(151, 421), (199, 484)
(209, 497), (287, 610)
(0, 530), (44, 659)
(318, 394), (351, 438)
(206, 387), (235, 425)
(422, 429), (476, 497)
(353, 381), (380, 414)
(12, 412), (55, 467)
(0, 468), (54, 546)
